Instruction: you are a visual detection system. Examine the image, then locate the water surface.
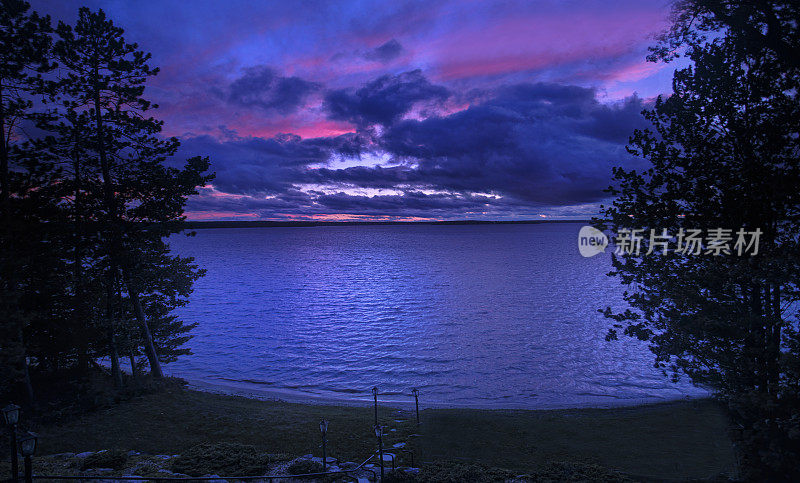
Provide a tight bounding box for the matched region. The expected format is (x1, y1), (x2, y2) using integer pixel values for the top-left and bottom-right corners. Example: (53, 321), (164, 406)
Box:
(167, 223), (705, 408)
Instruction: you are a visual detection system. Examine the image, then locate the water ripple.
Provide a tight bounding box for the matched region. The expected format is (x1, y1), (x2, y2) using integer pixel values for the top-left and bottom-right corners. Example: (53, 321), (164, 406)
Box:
(167, 224), (706, 408)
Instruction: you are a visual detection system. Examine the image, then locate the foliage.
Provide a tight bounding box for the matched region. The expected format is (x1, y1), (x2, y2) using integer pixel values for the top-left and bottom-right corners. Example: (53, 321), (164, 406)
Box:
(0, 1), (212, 406)
(286, 458), (325, 475)
(0, 0), (56, 402)
(527, 461), (631, 482)
(80, 450), (129, 470)
(383, 461), (518, 483)
(599, 0), (800, 479)
(285, 459), (342, 482)
(169, 442), (273, 477)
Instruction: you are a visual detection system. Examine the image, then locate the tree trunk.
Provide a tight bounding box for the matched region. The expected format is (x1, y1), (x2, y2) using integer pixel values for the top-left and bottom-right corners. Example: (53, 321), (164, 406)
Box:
(127, 336), (138, 385)
(106, 282), (124, 388)
(767, 283), (781, 391)
(91, 65), (162, 380)
(72, 131), (90, 373)
(18, 328), (35, 405)
(122, 269), (163, 379)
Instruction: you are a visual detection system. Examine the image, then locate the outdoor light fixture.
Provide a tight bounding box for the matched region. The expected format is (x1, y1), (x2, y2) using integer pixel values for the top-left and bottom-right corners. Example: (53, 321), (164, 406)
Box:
(19, 432), (37, 483)
(19, 433), (37, 457)
(3, 403), (21, 482)
(319, 419), (328, 471)
(2, 404), (20, 426)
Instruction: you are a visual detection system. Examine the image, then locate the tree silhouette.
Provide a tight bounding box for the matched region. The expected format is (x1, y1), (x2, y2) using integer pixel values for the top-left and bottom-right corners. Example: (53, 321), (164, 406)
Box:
(601, 0), (800, 478)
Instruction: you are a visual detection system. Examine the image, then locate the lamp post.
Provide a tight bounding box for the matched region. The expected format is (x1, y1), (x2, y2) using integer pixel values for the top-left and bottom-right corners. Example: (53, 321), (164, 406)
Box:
(19, 432), (36, 483)
(2, 404), (21, 482)
(319, 419), (328, 471)
(371, 387), (378, 428)
(412, 388), (420, 426)
(374, 424), (385, 480)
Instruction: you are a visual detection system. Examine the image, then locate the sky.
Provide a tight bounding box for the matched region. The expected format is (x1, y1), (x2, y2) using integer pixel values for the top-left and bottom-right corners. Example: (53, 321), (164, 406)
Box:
(31, 0), (683, 221)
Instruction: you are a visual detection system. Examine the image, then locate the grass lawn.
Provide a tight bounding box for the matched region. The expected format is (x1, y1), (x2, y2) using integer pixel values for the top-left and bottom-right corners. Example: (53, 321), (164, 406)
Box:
(25, 385), (735, 480)
(416, 400), (736, 480)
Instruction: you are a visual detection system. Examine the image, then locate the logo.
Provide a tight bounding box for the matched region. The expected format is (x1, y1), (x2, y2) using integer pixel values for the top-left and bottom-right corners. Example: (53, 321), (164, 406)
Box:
(578, 226), (608, 257)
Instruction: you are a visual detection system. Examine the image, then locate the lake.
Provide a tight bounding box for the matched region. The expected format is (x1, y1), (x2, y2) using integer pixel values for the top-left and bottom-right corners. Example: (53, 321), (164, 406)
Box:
(166, 223), (705, 408)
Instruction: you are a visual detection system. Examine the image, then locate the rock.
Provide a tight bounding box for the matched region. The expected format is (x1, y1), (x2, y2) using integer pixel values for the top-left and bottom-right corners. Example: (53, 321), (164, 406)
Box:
(392, 442), (406, 448)
(75, 451), (94, 458)
(390, 428), (397, 432)
(126, 450), (139, 456)
(153, 454), (172, 460)
(201, 474), (227, 483)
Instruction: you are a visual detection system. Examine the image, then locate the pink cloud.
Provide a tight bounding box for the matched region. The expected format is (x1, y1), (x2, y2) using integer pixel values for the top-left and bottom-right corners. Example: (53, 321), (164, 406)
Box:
(428, 9), (668, 81)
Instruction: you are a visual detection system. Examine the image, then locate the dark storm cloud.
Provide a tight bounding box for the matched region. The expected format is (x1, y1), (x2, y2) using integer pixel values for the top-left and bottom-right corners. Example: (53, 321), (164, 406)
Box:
(377, 82), (650, 204)
(314, 191), (496, 214)
(324, 70), (450, 127)
(364, 39), (404, 62)
(177, 133), (330, 195)
(180, 74), (649, 218)
(227, 66), (320, 114)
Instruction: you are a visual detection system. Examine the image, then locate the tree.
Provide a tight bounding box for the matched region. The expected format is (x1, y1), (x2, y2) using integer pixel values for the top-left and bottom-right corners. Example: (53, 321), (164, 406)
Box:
(52, 7), (213, 381)
(0, 0), (53, 402)
(600, 0), (800, 478)
(0, 3), (212, 406)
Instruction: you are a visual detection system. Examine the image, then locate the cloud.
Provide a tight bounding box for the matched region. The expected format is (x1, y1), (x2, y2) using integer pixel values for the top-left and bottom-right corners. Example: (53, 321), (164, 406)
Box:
(364, 39), (404, 62)
(179, 74), (649, 219)
(379, 82), (649, 204)
(228, 66), (320, 114)
(177, 133), (330, 195)
(324, 70), (450, 127)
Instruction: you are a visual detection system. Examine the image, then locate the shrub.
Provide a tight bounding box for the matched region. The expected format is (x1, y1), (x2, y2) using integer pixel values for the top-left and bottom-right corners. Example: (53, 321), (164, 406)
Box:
(169, 442), (272, 477)
(528, 461), (632, 482)
(285, 459), (341, 482)
(132, 461), (167, 477)
(286, 459), (325, 475)
(384, 461), (517, 482)
(80, 450), (128, 470)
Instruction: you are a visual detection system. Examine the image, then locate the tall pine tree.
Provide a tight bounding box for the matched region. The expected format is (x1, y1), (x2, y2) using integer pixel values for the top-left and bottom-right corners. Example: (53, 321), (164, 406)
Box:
(51, 7), (212, 381)
(600, 0), (800, 477)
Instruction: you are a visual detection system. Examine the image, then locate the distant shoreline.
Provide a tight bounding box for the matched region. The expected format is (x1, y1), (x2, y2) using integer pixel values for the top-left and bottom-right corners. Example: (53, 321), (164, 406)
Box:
(183, 219), (590, 229)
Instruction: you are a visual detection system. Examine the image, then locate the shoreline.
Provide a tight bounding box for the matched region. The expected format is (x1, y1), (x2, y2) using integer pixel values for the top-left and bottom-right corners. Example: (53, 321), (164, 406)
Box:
(183, 376), (712, 412)
(33, 383), (736, 480)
